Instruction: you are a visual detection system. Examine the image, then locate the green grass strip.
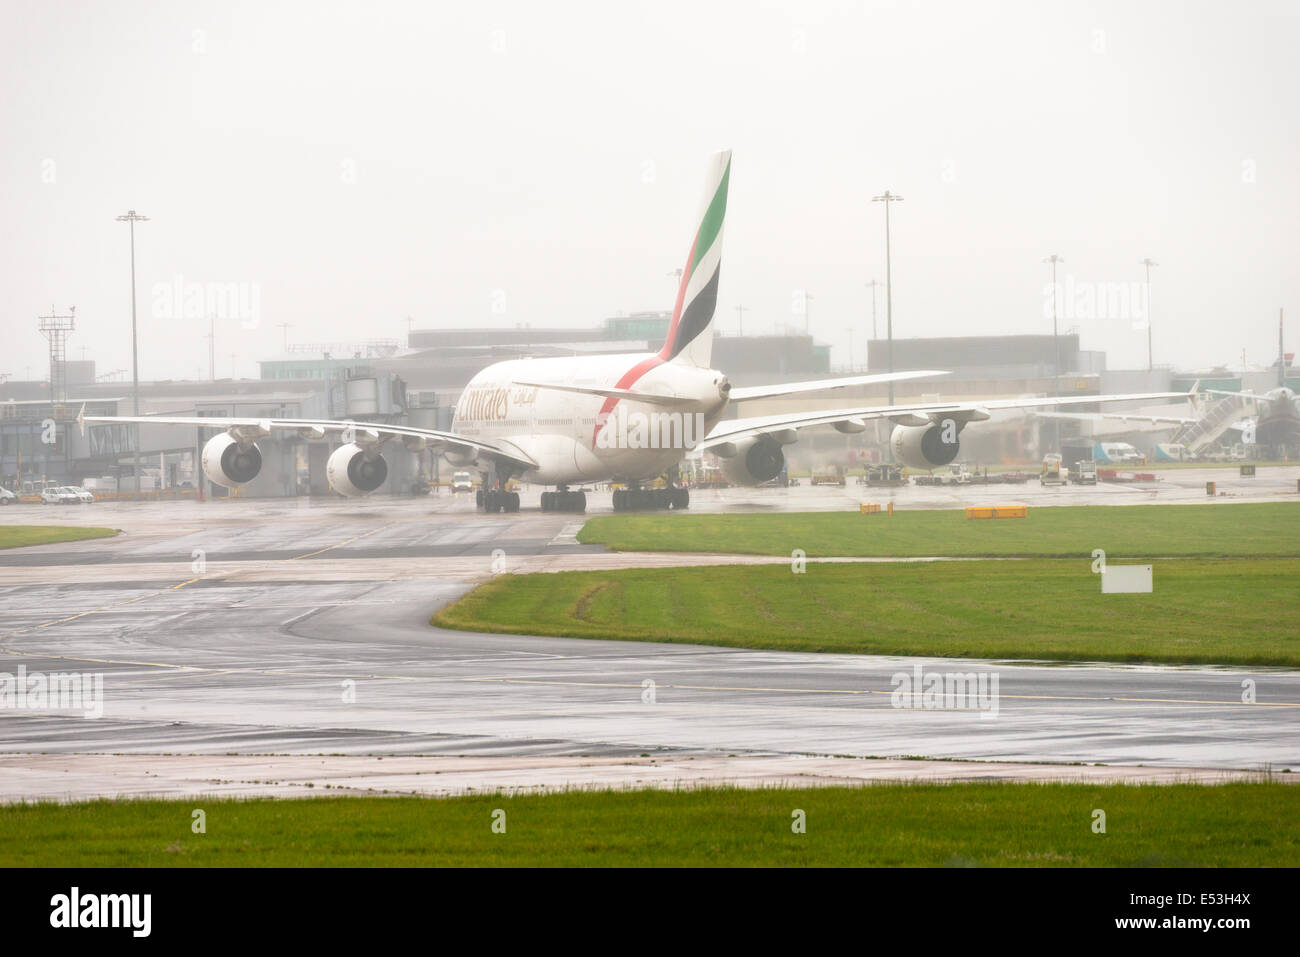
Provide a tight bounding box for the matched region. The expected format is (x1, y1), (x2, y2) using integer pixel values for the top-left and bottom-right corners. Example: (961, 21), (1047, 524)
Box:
(0, 525), (118, 550)
(577, 502), (1300, 558)
(435, 558), (1300, 666)
(2, 783), (1294, 867)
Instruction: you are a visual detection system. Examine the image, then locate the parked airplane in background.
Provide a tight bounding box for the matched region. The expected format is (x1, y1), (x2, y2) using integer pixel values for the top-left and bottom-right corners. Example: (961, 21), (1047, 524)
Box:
(83, 151), (1191, 512)
(1199, 386), (1299, 452)
(1231, 308), (1299, 451)
(1035, 313), (1297, 457)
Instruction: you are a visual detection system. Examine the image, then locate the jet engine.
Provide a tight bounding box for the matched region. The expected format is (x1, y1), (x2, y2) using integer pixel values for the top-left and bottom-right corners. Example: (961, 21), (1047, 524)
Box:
(718, 436), (785, 486)
(890, 423), (961, 469)
(442, 446), (476, 467)
(201, 432), (263, 489)
(327, 443), (389, 496)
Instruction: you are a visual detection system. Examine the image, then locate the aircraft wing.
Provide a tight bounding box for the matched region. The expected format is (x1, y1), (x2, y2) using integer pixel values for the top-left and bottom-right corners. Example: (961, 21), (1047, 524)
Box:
(78, 410), (539, 471)
(697, 391), (1192, 452)
(1029, 410), (1200, 426)
(728, 370), (947, 401)
(512, 381), (685, 406)
(1203, 388), (1266, 402)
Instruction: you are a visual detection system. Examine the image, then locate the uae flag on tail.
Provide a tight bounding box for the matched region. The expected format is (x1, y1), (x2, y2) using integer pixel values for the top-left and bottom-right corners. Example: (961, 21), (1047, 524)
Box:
(660, 150), (731, 369)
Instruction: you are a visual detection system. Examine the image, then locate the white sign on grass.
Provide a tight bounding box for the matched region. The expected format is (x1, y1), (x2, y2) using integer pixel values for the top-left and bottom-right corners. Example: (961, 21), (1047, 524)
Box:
(1101, 564), (1153, 594)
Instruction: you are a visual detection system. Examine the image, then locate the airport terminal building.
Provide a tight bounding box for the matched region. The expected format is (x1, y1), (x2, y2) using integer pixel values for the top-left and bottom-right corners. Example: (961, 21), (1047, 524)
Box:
(4, 319), (1232, 496)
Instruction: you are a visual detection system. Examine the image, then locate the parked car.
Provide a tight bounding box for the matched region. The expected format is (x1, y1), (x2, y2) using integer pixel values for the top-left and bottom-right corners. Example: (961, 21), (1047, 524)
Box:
(41, 487), (80, 505)
(1095, 442), (1146, 465)
(67, 487), (95, 503)
(0, 487), (15, 505)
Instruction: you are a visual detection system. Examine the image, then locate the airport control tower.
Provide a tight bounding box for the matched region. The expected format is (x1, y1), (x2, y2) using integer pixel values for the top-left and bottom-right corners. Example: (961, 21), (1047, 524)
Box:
(38, 305), (76, 414)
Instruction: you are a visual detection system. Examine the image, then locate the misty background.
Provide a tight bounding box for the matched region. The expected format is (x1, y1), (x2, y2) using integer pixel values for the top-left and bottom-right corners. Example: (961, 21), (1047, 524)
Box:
(3, 0), (1297, 384)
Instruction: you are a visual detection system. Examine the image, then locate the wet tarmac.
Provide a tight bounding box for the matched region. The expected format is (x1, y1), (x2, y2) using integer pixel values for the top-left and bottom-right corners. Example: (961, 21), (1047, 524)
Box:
(1, 474), (1297, 800)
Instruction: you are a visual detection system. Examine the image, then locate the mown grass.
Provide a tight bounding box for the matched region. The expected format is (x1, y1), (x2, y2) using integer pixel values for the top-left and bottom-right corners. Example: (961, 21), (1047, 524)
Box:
(1, 783), (1295, 867)
(0, 525), (118, 549)
(578, 502), (1300, 558)
(435, 558), (1300, 665)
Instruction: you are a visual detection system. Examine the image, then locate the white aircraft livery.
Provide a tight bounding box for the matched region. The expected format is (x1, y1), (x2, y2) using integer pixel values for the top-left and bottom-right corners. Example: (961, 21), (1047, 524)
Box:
(82, 150), (1191, 512)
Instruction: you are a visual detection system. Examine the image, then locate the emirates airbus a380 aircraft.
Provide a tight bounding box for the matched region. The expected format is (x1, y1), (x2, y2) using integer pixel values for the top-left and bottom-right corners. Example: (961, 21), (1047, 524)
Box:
(83, 150), (1189, 513)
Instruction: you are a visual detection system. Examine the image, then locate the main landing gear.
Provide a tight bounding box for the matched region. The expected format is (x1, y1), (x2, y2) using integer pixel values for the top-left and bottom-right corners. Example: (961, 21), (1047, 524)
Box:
(611, 486), (689, 511)
(476, 488), (520, 513)
(540, 488), (586, 513)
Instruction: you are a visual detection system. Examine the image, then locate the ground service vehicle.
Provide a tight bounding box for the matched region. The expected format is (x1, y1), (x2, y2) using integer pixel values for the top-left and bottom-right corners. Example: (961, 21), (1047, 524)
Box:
(940, 464), (972, 485)
(810, 465), (846, 486)
(1070, 459), (1098, 485)
(1041, 453), (1067, 485)
(863, 464), (905, 486)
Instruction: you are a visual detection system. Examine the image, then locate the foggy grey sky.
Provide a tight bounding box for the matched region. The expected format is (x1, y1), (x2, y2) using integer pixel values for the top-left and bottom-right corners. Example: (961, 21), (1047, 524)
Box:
(4, 0), (1298, 385)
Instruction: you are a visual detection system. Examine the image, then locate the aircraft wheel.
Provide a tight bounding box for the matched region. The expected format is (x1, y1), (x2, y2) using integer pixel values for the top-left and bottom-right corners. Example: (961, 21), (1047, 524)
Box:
(509, 492), (520, 512)
(574, 490), (586, 512)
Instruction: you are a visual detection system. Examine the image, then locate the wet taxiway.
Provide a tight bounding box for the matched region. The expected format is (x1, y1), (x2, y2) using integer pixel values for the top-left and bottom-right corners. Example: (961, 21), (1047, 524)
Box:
(1, 477), (1297, 800)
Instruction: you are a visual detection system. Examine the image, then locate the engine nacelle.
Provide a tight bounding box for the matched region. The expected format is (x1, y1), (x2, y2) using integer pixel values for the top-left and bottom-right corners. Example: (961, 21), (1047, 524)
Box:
(443, 446), (476, 467)
(890, 423), (961, 469)
(202, 432), (263, 489)
(719, 436), (786, 486)
(327, 443), (389, 496)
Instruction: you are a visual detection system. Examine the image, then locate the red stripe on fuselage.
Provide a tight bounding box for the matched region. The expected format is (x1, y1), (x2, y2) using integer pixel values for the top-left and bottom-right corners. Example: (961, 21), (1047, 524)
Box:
(591, 355), (665, 447)
(589, 226), (699, 447)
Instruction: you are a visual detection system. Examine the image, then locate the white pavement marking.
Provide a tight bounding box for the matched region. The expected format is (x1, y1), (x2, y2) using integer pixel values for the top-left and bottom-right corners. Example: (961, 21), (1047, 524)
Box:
(0, 753), (1281, 804)
(549, 523), (585, 546)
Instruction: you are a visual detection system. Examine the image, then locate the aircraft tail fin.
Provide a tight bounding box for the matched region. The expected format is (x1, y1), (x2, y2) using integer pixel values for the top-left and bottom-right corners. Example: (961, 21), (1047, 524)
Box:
(660, 150), (731, 368)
